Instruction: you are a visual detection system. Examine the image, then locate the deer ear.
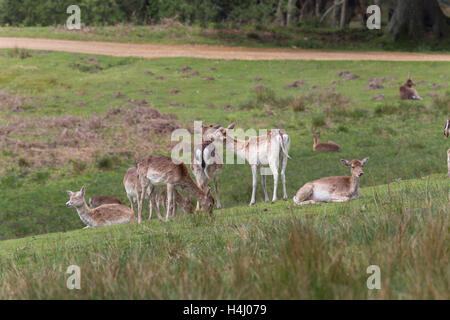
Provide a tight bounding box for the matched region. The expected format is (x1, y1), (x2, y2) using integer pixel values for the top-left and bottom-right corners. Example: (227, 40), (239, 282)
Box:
(340, 159), (351, 167)
(361, 157), (369, 166)
(80, 186), (86, 196)
(227, 122), (236, 129)
(212, 124), (221, 129)
(67, 190), (73, 196)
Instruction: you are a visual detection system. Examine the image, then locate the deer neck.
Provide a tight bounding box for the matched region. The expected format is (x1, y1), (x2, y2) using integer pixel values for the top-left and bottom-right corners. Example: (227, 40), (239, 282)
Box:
(74, 200), (94, 226)
(223, 133), (249, 160)
(181, 175), (205, 202)
(349, 176), (361, 196)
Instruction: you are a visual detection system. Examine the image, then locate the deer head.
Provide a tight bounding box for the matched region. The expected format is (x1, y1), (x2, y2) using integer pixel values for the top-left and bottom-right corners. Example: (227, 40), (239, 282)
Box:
(405, 72), (416, 87)
(340, 158), (369, 178)
(66, 186), (86, 208)
(200, 187), (215, 216)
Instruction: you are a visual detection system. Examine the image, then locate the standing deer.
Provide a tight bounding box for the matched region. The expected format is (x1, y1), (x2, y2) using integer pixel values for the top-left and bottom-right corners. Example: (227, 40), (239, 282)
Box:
(313, 133), (341, 152)
(123, 166), (192, 221)
(293, 158), (369, 205)
(399, 73), (422, 100)
(208, 123), (290, 206)
(66, 186), (136, 228)
(88, 196), (123, 208)
(136, 155), (214, 223)
(191, 124), (223, 210)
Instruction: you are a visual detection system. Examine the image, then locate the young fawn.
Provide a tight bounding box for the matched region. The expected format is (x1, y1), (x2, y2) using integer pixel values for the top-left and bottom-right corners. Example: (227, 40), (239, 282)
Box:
(88, 196), (123, 208)
(66, 186), (136, 228)
(293, 158), (369, 205)
(399, 73), (422, 100)
(313, 133), (340, 152)
(136, 155), (214, 223)
(191, 124), (223, 210)
(123, 166), (193, 221)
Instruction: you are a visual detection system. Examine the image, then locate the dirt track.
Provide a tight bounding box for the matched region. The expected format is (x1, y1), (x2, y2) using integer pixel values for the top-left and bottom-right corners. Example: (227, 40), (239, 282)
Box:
(1, 37), (450, 61)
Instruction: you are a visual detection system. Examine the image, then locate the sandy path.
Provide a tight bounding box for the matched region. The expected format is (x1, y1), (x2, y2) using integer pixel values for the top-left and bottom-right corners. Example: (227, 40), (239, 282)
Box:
(0, 37), (449, 61)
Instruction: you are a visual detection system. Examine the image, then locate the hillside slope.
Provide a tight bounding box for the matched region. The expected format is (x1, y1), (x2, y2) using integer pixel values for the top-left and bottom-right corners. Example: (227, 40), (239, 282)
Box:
(0, 175), (448, 299)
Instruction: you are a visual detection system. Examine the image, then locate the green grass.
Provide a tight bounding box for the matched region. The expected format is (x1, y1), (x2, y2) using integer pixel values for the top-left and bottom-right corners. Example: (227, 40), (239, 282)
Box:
(0, 49), (448, 240)
(0, 49), (448, 299)
(1, 25), (449, 52)
(0, 175), (448, 299)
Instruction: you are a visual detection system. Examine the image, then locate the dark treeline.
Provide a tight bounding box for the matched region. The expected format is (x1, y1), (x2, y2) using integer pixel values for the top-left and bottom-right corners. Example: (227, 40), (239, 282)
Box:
(0, 0), (386, 26)
(0, 0), (448, 39)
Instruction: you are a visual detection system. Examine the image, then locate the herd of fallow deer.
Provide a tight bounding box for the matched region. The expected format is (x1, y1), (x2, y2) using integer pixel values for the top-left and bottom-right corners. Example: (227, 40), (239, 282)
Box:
(66, 74), (450, 229)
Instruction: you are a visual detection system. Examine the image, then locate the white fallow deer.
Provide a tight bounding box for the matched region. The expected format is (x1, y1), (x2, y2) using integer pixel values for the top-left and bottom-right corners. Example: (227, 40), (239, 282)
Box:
(136, 155), (214, 223)
(66, 186), (136, 228)
(399, 73), (422, 100)
(208, 123), (290, 206)
(191, 124), (223, 210)
(293, 158), (369, 205)
(123, 166), (193, 221)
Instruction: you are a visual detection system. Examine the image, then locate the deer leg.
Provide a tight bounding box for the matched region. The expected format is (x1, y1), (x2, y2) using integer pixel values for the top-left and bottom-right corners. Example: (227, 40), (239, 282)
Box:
(155, 189), (164, 221)
(328, 197), (350, 203)
(269, 161), (279, 203)
(293, 183), (313, 205)
(249, 165), (258, 206)
(171, 189), (177, 218)
(137, 188), (143, 224)
(213, 176), (221, 209)
(260, 168), (269, 202)
(127, 195), (134, 213)
(166, 184), (174, 222)
(296, 200), (317, 206)
(281, 154), (288, 201)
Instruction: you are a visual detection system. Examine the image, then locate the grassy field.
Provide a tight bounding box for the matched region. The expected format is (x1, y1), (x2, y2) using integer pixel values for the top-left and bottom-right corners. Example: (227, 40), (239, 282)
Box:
(1, 24), (449, 52)
(0, 175), (448, 299)
(0, 48), (448, 299)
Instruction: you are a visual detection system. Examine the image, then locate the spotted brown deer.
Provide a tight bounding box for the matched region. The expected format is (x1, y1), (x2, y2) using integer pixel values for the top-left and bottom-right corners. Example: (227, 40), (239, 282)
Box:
(208, 123), (290, 205)
(88, 196), (123, 208)
(191, 124), (223, 210)
(123, 166), (193, 221)
(313, 133), (341, 152)
(293, 158), (369, 205)
(399, 73), (422, 100)
(66, 186), (136, 228)
(136, 155), (214, 223)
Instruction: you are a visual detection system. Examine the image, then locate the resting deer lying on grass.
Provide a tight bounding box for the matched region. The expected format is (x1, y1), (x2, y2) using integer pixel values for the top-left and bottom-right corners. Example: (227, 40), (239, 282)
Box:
(399, 73), (422, 100)
(208, 123), (290, 205)
(313, 133), (340, 152)
(136, 155), (214, 223)
(293, 158), (369, 205)
(191, 124), (223, 210)
(88, 196), (123, 208)
(66, 186), (136, 228)
(123, 166), (192, 221)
